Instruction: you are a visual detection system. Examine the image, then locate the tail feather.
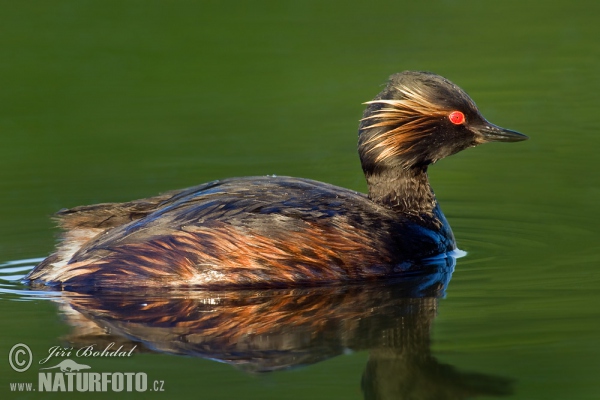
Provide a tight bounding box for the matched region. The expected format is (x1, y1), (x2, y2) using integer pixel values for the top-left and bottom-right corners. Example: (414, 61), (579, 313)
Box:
(27, 189), (189, 284)
(53, 182), (218, 230)
(55, 195), (174, 230)
(26, 180), (224, 286)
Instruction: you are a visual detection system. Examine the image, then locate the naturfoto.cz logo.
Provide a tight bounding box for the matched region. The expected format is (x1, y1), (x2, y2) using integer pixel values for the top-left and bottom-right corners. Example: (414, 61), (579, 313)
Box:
(8, 343), (165, 393)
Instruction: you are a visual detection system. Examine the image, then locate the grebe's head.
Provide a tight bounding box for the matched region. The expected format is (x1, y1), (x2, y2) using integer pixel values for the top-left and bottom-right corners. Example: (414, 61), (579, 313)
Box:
(358, 71), (527, 174)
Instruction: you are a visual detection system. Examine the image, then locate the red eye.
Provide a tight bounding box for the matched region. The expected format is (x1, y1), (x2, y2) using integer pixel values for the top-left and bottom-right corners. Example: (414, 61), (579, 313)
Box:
(448, 111), (465, 125)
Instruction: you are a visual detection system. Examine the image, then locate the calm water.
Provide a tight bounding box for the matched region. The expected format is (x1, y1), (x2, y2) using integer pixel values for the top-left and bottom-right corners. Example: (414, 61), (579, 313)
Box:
(1, 1), (599, 399)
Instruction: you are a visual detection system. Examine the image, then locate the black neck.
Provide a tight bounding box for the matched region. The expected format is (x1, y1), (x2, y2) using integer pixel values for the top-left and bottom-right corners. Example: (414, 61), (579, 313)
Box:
(366, 166), (437, 218)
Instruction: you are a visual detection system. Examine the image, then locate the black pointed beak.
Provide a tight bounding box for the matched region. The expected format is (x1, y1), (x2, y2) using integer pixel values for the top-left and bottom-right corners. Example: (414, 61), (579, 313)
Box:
(474, 121), (528, 143)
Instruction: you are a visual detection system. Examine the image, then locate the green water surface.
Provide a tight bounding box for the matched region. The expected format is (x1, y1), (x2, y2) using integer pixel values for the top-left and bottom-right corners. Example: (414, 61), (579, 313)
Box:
(1, 1), (599, 399)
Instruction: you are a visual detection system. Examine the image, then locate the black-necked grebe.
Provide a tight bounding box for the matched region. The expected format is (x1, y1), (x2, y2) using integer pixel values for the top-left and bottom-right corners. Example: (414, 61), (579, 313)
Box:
(25, 71), (527, 289)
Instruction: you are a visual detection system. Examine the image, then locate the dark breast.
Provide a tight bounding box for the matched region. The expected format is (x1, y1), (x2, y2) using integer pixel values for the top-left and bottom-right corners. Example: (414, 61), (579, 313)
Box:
(46, 177), (455, 289)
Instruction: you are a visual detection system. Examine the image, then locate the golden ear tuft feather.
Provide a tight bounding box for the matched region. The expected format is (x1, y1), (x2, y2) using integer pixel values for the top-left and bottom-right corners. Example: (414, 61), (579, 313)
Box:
(360, 88), (450, 163)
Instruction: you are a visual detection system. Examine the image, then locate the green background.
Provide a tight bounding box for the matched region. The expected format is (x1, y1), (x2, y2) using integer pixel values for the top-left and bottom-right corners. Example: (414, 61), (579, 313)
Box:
(1, 1), (599, 399)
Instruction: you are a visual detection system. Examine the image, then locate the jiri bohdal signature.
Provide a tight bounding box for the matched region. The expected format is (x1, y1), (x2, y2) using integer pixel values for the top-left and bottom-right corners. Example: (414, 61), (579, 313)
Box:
(39, 343), (137, 365)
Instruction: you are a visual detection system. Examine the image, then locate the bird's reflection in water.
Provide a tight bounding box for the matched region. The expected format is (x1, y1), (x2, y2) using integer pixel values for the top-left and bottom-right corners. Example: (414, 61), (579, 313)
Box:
(53, 254), (512, 399)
